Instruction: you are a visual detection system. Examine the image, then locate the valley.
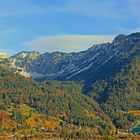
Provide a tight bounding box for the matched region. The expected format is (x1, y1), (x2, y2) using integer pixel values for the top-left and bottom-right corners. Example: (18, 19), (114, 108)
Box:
(0, 33), (140, 139)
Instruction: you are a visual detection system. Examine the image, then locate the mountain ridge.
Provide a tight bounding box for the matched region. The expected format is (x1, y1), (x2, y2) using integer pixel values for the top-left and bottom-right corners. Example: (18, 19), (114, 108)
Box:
(2, 32), (140, 90)
(0, 32), (140, 91)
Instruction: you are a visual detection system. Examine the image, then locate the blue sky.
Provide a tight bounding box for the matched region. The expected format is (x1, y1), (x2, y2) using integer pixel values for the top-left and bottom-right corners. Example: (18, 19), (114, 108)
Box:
(0, 0), (140, 54)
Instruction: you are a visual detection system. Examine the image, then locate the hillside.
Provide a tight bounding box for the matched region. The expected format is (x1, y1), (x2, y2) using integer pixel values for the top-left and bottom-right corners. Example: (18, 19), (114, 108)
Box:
(90, 58), (140, 130)
(1, 32), (140, 136)
(0, 65), (114, 138)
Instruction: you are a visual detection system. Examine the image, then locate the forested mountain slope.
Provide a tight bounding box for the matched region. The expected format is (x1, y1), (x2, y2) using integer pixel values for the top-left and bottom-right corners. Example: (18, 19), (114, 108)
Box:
(90, 58), (140, 129)
(1, 32), (140, 136)
(0, 65), (114, 137)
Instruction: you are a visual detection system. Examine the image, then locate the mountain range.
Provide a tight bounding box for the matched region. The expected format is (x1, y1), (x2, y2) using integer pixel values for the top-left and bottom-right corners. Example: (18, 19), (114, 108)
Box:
(0, 32), (140, 137)
(2, 32), (140, 91)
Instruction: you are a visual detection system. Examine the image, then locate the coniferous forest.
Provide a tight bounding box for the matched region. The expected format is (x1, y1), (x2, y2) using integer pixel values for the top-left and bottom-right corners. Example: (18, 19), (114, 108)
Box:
(1, 36), (140, 139)
(0, 1), (140, 139)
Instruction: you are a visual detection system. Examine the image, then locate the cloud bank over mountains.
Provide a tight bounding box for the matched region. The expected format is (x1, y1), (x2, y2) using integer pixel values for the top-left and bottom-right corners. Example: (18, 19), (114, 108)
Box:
(24, 35), (115, 53)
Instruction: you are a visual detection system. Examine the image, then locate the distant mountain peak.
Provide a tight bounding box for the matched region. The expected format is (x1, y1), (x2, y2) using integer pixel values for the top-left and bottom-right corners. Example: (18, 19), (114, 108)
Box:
(112, 34), (126, 44)
(0, 52), (10, 61)
(13, 51), (41, 57)
(129, 32), (140, 37)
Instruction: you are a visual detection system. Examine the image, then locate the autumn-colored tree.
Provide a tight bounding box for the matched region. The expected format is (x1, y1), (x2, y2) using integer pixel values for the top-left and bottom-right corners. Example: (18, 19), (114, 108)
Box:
(0, 110), (10, 129)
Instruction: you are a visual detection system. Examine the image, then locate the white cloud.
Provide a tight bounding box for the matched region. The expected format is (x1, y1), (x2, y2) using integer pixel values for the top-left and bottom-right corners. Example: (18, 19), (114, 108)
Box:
(23, 35), (115, 53)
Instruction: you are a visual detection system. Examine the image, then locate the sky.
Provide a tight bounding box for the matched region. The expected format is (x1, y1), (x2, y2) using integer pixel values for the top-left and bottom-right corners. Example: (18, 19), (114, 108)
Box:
(0, 0), (140, 54)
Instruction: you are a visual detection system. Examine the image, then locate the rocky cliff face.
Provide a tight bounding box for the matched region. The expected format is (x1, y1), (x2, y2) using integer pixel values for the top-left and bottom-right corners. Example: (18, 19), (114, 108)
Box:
(7, 51), (41, 68)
